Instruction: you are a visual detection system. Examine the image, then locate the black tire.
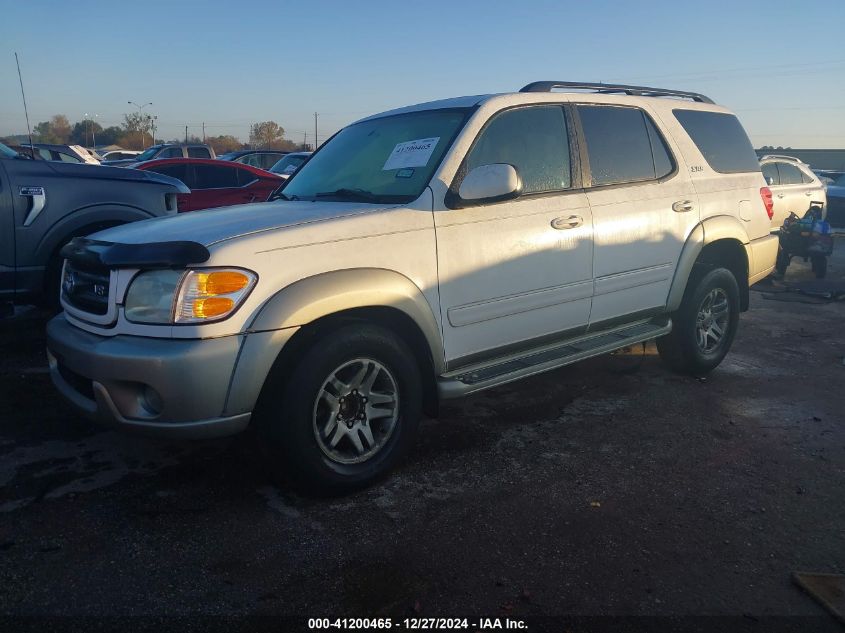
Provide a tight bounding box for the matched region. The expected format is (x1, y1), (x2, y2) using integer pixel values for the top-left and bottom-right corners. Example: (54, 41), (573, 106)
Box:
(811, 255), (827, 279)
(255, 323), (422, 493)
(657, 267), (740, 376)
(775, 250), (790, 276)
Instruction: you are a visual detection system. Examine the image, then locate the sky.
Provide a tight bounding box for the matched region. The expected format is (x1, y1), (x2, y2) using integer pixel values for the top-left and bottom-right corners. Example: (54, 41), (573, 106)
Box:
(1, 0), (844, 149)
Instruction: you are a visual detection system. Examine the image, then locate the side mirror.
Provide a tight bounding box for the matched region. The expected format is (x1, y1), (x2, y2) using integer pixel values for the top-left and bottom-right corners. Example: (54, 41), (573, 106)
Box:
(458, 163), (522, 205)
(766, 175), (775, 186)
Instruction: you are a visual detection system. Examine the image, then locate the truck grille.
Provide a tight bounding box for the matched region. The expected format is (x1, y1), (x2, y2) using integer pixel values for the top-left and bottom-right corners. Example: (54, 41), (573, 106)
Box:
(61, 260), (111, 316)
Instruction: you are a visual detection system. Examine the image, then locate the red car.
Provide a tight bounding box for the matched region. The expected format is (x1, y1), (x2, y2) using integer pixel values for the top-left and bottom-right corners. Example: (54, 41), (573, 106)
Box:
(135, 158), (284, 212)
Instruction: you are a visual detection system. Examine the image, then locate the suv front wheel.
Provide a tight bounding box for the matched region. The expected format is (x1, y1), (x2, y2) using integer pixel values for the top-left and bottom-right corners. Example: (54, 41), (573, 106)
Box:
(657, 267), (740, 375)
(256, 323), (422, 493)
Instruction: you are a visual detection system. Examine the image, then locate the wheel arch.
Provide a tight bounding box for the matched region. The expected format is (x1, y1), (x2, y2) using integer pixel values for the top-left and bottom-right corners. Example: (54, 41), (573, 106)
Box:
(667, 216), (751, 312)
(242, 269), (444, 418)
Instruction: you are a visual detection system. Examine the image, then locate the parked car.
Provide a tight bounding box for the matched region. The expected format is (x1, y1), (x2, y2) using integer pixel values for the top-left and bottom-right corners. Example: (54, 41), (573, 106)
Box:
(217, 149), (289, 171)
(102, 143), (215, 167)
(269, 151), (311, 178)
(6, 144), (44, 160)
(0, 141), (187, 307)
(825, 173), (845, 227)
(760, 155), (827, 227)
(135, 158), (284, 211)
(30, 143), (100, 165)
(47, 81), (777, 491)
(100, 150), (141, 161)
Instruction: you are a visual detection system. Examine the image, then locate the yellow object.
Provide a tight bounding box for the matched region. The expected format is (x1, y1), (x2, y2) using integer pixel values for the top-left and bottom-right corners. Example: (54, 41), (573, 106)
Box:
(192, 296), (235, 318)
(196, 271), (250, 295)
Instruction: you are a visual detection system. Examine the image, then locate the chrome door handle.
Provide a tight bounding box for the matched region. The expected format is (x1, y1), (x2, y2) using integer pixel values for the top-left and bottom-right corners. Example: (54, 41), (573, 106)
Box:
(805, 191), (812, 196)
(671, 200), (695, 213)
(777, 193), (785, 199)
(19, 186), (47, 226)
(551, 215), (583, 230)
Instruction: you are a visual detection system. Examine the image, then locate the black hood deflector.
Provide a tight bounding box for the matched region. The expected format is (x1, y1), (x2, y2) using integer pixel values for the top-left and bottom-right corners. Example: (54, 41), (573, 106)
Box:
(60, 237), (210, 269)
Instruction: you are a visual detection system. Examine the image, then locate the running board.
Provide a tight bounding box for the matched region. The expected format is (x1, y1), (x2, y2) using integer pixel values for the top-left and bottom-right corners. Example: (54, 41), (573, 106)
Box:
(437, 318), (672, 399)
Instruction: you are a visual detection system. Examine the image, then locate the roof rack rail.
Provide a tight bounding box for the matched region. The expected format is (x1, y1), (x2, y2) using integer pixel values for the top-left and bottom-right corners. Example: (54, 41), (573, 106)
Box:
(758, 154), (803, 163)
(519, 81), (715, 104)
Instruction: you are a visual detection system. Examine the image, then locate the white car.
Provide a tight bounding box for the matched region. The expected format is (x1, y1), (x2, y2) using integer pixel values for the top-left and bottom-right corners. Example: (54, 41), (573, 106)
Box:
(760, 155), (827, 227)
(270, 151), (312, 179)
(48, 81), (777, 491)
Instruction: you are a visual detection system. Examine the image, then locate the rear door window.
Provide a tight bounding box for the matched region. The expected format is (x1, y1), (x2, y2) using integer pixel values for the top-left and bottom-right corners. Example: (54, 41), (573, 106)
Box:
(673, 110), (760, 173)
(777, 162), (803, 185)
(466, 105), (571, 194)
(578, 105), (672, 186)
(193, 165), (239, 189)
(236, 167), (258, 186)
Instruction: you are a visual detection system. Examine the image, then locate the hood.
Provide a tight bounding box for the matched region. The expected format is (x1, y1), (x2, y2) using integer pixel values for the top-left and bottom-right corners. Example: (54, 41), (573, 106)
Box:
(40, 160), (189, 192)
(90, 200), (395, 247)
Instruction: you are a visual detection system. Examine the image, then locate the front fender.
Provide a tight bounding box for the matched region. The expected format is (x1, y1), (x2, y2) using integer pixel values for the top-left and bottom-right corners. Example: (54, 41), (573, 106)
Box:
(249, 268), (443, 366)
(222, 268), (444, 417)
(34, 205), (159, 264)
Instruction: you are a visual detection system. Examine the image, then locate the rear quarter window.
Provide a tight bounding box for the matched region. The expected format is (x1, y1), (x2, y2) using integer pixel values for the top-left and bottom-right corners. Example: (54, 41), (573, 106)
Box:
(673, 109), (760, 174)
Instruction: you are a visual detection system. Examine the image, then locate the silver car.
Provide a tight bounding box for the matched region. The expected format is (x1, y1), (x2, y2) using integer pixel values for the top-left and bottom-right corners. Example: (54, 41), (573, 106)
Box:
(760, 155), (827, 228)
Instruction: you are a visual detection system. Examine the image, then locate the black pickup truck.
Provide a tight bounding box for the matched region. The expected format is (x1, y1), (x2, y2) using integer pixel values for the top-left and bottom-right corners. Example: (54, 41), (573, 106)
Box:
(0, 142), (189, 307)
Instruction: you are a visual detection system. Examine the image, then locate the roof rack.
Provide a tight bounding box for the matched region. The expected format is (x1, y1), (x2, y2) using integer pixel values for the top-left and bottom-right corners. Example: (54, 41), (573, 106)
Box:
(519, 81), (715, 104)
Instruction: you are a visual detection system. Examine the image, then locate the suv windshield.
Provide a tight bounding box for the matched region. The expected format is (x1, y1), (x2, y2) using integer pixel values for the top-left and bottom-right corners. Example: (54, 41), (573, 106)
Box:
(282, 109), (469, 204)
(0, 142), (19, 159)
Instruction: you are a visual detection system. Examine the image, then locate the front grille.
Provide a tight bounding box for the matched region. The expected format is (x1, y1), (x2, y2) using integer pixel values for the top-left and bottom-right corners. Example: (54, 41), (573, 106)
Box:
(62, 259), (111, 315)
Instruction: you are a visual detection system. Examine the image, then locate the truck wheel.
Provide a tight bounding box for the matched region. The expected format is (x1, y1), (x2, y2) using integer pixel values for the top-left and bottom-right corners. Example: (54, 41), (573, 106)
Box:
(775, 250), (790, 276)
(256, 323), (422, 493)
(657, 267), (740, 376)
(811, 255), (827, 279)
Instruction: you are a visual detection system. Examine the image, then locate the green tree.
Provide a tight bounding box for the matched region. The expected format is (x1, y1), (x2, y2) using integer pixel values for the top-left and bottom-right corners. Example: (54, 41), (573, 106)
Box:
(249, 121), (286, 149)
(70, 119), (103, 146)
(33, 114), (72, 144)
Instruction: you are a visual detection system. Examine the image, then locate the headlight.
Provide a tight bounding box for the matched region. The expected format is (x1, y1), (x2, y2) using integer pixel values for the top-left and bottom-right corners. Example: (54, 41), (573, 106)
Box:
(124, 268), (257, 324)
(125, 270), (184, 324)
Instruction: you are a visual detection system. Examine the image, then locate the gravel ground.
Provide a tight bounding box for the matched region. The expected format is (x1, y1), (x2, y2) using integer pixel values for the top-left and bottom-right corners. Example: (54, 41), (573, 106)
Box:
(0, 244), (843, 631)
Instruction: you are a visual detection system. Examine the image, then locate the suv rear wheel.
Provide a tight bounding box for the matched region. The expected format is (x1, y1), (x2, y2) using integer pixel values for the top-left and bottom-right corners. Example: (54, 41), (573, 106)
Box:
(657, 267), (740, 375)
(256, 323), (422, 493)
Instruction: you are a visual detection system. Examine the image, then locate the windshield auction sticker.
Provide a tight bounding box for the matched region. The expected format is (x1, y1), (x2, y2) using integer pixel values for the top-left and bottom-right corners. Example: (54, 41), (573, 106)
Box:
(382, 137), (440, 171)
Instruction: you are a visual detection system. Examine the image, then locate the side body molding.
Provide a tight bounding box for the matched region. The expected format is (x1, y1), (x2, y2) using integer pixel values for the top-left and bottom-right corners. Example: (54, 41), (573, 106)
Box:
(666, 215), (749, 312)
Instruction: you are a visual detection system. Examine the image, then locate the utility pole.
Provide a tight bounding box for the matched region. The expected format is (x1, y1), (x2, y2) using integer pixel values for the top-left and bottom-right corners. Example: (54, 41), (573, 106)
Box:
(303, 131), (307, 150)
(185, 126), (188, 144)
(128, 101), (152, 149)
(202, 122), (206, 142)
(314, 112), (318, 150)
(84, 112), (99, 150)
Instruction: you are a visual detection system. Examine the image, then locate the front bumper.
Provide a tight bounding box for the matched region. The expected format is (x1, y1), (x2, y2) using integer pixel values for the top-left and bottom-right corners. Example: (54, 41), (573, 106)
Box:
(46, 315), (249, 438)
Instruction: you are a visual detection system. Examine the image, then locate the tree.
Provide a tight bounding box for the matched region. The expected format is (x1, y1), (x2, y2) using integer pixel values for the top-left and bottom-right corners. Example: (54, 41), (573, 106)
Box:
(249, 121), (286, 149)
(205, 135), (244, 154)
(98, 126), (123, 146)
(123, 112), (155, 148)
(33, 114), (72, 144)
(70, 119), (104, 147)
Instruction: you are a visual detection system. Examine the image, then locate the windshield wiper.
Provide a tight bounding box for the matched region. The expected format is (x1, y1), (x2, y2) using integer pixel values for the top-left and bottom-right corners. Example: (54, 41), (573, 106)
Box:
(315, 188), (381, 202)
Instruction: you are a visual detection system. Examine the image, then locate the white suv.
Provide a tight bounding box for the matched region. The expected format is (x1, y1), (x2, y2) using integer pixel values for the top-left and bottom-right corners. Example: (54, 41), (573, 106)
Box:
(47, 81), (778, 491)
(760, 154), (827, 227)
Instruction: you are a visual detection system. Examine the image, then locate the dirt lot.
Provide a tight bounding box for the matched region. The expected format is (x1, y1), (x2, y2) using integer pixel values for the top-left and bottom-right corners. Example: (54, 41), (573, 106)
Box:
(1, 244), (844, 631)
